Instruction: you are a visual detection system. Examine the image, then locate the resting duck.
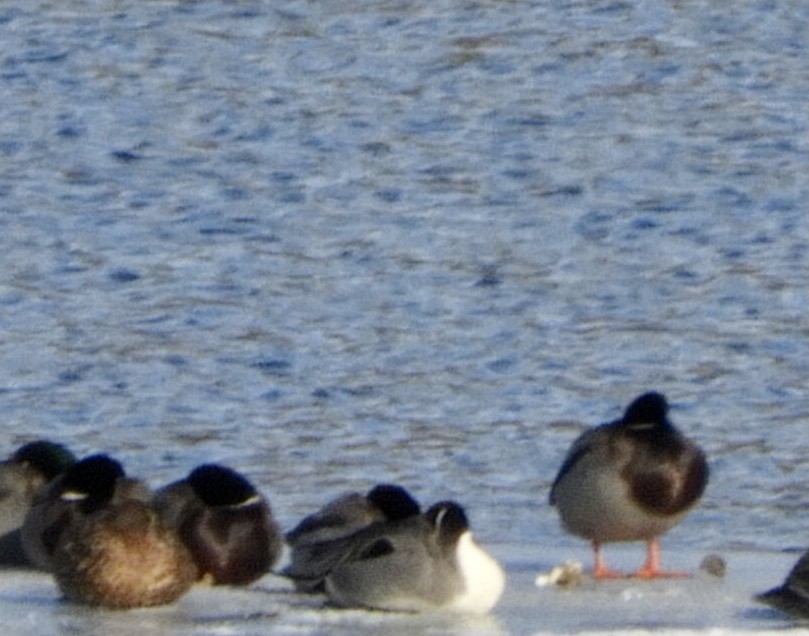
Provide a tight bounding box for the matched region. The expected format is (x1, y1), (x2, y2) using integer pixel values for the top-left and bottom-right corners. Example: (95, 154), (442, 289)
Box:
(756, 549), (809, 618)
(283, 483), (421, 592)
(0, 441), (76, 566)
(21, 452), (149, 572)
(45, 454), (197, 608)
(550, 391), (709, 579)
(323, 500), (505, 614)
(0, 440), (76, 536)
(153, 463), (281, 586)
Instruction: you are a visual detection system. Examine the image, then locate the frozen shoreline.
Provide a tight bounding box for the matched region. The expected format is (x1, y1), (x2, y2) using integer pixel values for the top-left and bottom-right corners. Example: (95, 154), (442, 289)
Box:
(1, 545), (806, 635)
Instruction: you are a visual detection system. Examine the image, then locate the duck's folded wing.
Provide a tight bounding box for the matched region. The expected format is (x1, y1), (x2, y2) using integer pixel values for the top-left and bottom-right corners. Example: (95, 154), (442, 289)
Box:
(282, 532), (359, 583)
(549, 427), (602, 505)
(285, 493), (370, 546)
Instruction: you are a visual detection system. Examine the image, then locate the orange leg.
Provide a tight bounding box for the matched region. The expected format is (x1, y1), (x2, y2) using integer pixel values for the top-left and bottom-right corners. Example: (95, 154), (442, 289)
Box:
(633, 538), (690, 579)
(591, 541), (628, 580)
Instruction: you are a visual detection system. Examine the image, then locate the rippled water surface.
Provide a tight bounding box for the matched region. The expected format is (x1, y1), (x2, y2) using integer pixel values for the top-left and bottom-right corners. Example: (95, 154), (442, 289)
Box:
(1, 0), (807, 633)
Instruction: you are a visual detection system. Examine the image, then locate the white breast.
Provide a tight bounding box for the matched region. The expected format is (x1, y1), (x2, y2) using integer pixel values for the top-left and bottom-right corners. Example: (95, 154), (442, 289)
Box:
(447, 531), (505, 614)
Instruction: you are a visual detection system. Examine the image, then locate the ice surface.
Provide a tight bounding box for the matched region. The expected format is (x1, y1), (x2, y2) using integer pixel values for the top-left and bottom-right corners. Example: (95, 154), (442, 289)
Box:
(1, 546), (807, 635)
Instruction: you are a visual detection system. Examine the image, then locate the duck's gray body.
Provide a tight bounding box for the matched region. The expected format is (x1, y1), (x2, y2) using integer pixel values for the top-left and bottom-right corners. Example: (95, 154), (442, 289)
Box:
(323, 502), (505, 614)
(287, 492), (385, 549)
(550, 427), (700, 543)
(283, 484), (420, 593)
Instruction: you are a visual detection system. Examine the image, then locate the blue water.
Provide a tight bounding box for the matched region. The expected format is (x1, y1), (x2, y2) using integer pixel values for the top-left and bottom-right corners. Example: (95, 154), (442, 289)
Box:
(0, 1), (807, 632)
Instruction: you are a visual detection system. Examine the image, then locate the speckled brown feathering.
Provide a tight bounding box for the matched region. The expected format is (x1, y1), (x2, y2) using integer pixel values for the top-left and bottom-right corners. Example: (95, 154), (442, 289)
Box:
(20, 454), (150, 572)
(53, 499), (198, 609)
(550, 392), (709, 579)
(28, 454), (197, 609)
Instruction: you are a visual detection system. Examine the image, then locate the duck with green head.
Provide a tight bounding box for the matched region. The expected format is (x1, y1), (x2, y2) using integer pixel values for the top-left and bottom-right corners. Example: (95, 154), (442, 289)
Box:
(550, 391), (709, 579)
(154, 463), (281, 586)
(21, 451), (150, 572)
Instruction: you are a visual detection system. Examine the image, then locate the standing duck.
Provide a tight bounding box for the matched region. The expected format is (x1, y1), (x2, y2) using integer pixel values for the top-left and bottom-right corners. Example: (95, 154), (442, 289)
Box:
(323, 501), (505, 614)
(550, 391), (709, 579)
(45, 454), (198, 608)
(283, 483), (421, 592)
(153, 463), (281, 586)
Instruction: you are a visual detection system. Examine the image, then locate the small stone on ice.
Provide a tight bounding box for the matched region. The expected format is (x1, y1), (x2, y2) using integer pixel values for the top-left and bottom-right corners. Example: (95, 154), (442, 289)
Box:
(699, 554), (727, 578)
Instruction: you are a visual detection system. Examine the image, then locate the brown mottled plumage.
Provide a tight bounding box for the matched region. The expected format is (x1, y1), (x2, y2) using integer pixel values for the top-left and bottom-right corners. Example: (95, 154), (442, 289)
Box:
(35, 454), (197, 608)
(53, 498), (198, 609)
(22, 460), (150, 572)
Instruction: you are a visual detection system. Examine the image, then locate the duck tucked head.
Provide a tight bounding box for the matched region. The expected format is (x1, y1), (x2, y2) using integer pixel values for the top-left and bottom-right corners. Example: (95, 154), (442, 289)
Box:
(49, 463), (198, 609)
(549, 390), (708, 579)
(427, 501), (506, 614)
(59, 455), (125, 514)
(620, 391), (670, 431)
(11, 441), (76, 481)
(367, 484), (421, 521)
(162, 463), (280, 586)
(185, 464), (257, 507)
(427, 501), (470, 549)
(619, 391), (709, 515)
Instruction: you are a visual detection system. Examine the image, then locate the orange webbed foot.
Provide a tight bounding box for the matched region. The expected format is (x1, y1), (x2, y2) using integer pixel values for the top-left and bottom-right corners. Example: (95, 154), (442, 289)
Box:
(631, 538), (691, 580)
(591, 565), (630, 580)
(632, 567), (691, 580)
